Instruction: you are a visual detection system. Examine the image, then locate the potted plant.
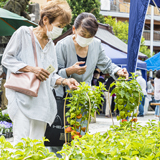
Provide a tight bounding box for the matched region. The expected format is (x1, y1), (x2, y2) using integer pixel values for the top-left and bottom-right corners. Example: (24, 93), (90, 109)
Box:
(110, 73), (143, 125)
(64, 82), (106, 141)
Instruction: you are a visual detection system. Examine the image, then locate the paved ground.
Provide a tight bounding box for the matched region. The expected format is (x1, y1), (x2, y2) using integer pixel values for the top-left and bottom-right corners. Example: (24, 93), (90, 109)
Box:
(6, 111), (157, 144)
(89, 111), (157, 134)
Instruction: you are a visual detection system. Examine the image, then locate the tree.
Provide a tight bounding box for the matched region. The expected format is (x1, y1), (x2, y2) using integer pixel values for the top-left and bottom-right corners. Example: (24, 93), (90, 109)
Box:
(64, 0), (104, 32)
(0, 0), (8, 8)
(139, 37), (153, 58)
(104, 16), (152, 58)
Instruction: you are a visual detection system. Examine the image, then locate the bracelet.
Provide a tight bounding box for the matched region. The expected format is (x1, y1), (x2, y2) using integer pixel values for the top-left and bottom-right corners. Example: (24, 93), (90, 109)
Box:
(61, 78), (66, 87)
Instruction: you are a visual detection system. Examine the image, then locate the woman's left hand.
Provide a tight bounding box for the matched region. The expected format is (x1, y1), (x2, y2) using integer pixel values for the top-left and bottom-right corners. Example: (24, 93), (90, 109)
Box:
(63, 78), (79, 90)
(116, 68), (129, 80)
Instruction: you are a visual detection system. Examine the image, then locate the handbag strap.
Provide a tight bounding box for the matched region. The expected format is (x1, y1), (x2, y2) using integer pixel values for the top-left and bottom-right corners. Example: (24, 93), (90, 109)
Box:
(63, 86), (66, 98)
(29, 28), (38, 67)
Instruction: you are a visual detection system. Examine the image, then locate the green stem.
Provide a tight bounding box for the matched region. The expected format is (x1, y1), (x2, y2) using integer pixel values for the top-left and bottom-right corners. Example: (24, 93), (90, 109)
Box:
(131, 109), (134, 127)
(68, 133), (69, 144)
(79, 111), (84, 135)
(75, 95), (79, 131)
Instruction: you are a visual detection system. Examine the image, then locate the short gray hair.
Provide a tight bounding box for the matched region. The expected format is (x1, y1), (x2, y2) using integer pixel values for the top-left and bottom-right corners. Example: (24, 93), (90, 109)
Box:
(135, 70), (142, 76)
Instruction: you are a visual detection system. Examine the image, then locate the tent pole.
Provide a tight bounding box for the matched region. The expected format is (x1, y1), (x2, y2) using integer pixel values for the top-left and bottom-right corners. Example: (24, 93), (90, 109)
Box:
(150, 5), (154, 57)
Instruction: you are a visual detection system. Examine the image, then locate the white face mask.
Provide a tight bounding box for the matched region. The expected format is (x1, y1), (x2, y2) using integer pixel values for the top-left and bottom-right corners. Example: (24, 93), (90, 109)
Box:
(76, 34), (93, 47)
(46, 25), (63, 39)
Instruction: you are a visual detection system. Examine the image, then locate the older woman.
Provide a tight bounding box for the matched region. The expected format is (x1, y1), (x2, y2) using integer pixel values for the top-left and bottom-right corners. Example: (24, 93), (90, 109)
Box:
(2, 0), (78, 145)
(55, 12), (128, 134)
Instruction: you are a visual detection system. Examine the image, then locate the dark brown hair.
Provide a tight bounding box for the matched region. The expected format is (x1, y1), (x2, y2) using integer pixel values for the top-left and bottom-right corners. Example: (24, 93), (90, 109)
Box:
(39, 0), (72, 27)
(156, 70), (160, 78)
(74, 12), (99, 37)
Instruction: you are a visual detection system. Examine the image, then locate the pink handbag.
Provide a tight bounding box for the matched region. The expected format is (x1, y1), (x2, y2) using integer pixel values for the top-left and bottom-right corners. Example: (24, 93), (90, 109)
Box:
(4, 28), (40, 97)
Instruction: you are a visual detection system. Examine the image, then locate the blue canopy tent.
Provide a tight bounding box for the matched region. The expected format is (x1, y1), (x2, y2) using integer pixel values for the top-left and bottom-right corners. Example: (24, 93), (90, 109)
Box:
(102, 43), (147, 80)
(145, 52), (160, 70)
(127, 0), (160, 77)
(150, 0), (160, 7)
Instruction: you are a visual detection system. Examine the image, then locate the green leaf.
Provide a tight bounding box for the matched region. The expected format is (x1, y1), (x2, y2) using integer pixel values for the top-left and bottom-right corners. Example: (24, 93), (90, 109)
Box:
(119, 90), (125, 98)
(96, 153), (106, 160)
(155, 152), (160, 158)
(121, 156), (131, 160)
(110, 82), (115, 88)
(132, 151), (139, 155)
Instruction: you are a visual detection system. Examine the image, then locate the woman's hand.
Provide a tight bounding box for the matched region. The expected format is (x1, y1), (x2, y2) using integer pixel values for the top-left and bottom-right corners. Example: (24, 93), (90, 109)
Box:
(63, 78), (79, 90)
(72, 62), (87, 75)
(148, 92), (154, 95)
(19, 66), (50, 81)
(116, 68), (129, 80)
(31, 67), (50, 81)
(66, 61), (87, 77)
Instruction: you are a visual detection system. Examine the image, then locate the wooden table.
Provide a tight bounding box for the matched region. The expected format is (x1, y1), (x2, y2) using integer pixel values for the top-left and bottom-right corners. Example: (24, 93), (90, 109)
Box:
(150, 103), (160, 121)
(150, 103), (160, 106)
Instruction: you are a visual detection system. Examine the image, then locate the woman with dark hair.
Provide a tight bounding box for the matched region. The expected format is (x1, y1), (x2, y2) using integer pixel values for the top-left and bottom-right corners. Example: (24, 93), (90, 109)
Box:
(55, 12), (128, 134)
(154, 70), (160, 117)
(2, 0), (78, 145)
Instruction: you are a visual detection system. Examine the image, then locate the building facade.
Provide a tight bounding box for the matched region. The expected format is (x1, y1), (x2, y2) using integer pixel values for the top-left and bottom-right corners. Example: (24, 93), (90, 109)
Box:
(100, 0), (160, 54)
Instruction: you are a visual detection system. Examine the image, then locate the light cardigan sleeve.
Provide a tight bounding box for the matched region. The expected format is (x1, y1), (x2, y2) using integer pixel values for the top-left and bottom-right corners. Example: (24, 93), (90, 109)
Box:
(50, 73), (61, 88)
(2, 27), (28, 73)
(56, 41), (69, 79)
(97, 43), (121, 79)
(50, 46), (61, 88)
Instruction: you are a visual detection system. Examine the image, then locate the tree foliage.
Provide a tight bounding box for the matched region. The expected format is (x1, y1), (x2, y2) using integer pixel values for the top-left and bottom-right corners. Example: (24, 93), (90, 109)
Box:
(64, 0), (104, 32)
(0, 0), (8, 8)
(104, 16), (152, 58)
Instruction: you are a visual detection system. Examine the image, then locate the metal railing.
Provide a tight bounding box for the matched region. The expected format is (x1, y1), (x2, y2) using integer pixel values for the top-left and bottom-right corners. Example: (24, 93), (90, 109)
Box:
(109, 0), (130, 13)
(143, 30), (160, 41)
(105, 0), (160, 16)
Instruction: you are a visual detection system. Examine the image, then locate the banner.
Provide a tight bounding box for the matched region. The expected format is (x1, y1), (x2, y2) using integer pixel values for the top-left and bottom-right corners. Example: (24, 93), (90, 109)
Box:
(127, 0), (150, 74)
